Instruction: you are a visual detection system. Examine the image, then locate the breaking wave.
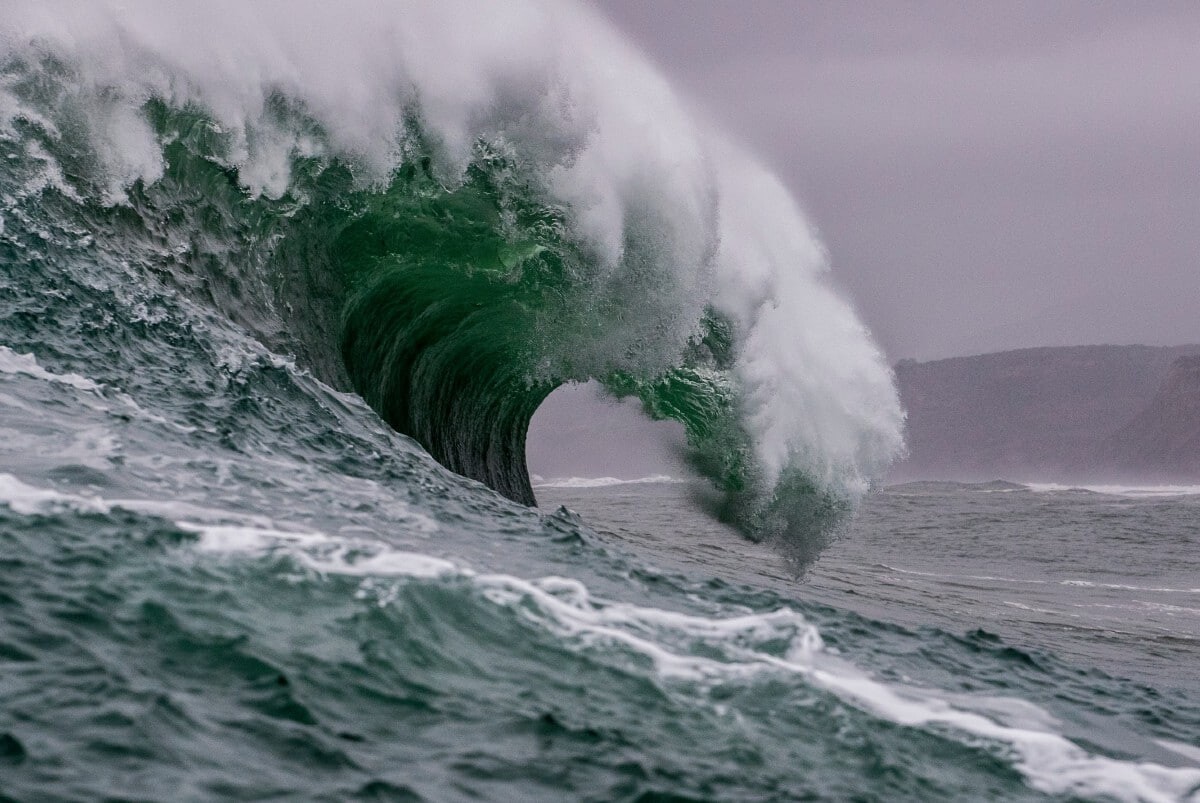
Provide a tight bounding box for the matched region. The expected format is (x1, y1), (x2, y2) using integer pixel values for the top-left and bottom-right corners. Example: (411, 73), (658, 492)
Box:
(0, 0), (903, 561)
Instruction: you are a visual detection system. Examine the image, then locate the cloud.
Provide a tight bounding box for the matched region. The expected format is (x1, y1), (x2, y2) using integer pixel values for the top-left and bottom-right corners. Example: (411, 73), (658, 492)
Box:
(594, 0), (1200, 359)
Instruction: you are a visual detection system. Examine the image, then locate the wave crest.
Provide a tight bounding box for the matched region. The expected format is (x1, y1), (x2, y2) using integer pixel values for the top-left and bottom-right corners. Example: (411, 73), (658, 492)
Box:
(0, 0), (904, 562)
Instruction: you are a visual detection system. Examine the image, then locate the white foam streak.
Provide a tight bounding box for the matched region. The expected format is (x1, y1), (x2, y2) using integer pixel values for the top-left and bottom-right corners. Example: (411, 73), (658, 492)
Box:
(0, 346), (102, 392)
(0, 473), (109, 515)
(533, 474), (681, 489)
(1060, 580), (1200, 594)
(816, 670), (1200, 803)
(181, 522), (457, 579)
(1159, 740), (1200, 765)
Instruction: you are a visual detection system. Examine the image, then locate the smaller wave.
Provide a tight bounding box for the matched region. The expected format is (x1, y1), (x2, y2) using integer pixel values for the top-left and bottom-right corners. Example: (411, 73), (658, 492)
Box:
(1001, 600), (1077, 617)
(1060, 580), (1200, 594)
(0, 473), (110, 516)
(0, 346), (101, 392)
(1026, 482), (1200, 498)
(0, 473), (441, 536)
(189, 524), (1200, 803)
(885, 480), (1030, 495)
(0, 346), (197, 432)
(532, 474), (683, 489)
(876, 564), (1048, 586)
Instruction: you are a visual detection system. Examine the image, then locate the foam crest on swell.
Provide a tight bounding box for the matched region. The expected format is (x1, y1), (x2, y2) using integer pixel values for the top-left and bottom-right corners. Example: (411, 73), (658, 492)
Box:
(187, 520), (1200, 802)
(0, 346), (102, 392)
(1, 475), (1197, 800)
(0, 0), (903, 557)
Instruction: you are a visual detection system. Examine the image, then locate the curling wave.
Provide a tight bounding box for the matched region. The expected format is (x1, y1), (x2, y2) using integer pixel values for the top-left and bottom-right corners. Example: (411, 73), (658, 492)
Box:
(0, 0), (903, 561)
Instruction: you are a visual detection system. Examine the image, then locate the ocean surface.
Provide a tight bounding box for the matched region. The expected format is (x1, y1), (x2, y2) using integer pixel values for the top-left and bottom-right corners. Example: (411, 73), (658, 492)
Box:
(2, 348), (1200, 796)
(3, 347), (1200, 801)
(537, 479), (1200, 692)
(2, 3), (1199, 800)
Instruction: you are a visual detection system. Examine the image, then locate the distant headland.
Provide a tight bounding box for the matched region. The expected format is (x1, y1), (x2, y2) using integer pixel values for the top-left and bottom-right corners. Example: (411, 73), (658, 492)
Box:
(892, 344), (1200, 483)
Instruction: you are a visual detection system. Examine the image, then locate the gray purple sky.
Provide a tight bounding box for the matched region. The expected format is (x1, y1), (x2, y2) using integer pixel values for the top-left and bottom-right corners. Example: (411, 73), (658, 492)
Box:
(592, 0), (1200, 361)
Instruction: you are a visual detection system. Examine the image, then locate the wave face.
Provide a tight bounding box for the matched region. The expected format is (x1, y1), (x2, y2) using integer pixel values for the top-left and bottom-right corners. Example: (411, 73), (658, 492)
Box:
(0, 0), (903, 558)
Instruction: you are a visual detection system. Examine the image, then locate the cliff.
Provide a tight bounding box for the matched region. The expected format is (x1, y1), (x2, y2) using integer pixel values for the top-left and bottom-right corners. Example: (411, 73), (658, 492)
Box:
(893, 345), (1200, 481)
(1102, 356), (1200, 478)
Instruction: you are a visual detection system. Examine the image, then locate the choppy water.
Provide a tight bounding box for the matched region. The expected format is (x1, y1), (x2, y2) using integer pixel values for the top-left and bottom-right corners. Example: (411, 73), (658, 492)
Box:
(538, 480), (1200, 691)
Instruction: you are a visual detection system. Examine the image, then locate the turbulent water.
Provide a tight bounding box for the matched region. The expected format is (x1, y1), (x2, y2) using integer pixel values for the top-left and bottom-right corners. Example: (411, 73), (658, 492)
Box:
(1, 2), (1198, 801)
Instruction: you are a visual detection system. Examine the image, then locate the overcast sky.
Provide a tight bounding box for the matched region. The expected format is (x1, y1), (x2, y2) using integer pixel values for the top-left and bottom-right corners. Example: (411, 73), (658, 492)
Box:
(591, 0), (1200, 360)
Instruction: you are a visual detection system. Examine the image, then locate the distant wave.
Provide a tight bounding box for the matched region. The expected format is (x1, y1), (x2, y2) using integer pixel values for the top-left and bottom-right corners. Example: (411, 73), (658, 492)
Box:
(886, 480), (1027, 494)
(1026, 483), (1200, 498)
(1059, 580), (1200, 594)
(873, 561), (1200, 595)
(889, 480), (1200, 498)
(532, 474), (683, 489)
